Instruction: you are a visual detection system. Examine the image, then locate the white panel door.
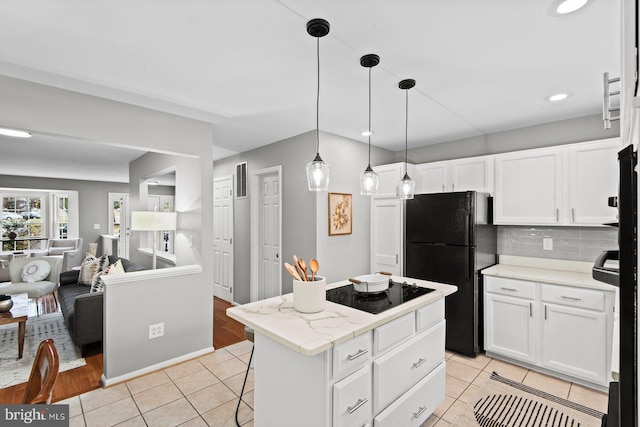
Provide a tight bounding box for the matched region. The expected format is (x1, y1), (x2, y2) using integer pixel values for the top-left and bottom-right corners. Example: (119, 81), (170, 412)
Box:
(371, 197), (402, 275)
(494, 148), (563, 224)
(259, 172), (281, 300)
(484, 293), (536, 364)
(540, 303), (608, 385)
(450, 156), (494, 194)
(213, 176), (234, 302)
(415, 162), (449, 194)
(566, 138), (620, 225)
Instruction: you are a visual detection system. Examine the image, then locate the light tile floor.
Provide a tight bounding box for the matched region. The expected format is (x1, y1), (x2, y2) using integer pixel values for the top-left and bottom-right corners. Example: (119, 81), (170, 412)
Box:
(57, 342), (608, 427)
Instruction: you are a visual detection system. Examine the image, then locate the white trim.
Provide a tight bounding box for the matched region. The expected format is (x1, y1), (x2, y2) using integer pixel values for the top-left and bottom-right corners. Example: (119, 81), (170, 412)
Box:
(100, 264), (202, 285)
(250, 165), (282, 302)
(100, 346), (215, 387)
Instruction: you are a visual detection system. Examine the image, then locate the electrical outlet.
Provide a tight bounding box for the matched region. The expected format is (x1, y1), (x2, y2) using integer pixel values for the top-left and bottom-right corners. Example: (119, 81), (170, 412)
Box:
(543, 237), (553, 251)
(93, 224), (100, 230)
(148, 322), (164, 339)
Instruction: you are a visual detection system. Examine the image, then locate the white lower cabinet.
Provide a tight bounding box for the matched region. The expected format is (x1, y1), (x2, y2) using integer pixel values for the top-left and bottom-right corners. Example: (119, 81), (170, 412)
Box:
(484, 276), (614, 388)
(333, 366), (372, 427)
(374, 362), (445, 427)
(541, 303), (608, 384)
(484, 293), (536, 364)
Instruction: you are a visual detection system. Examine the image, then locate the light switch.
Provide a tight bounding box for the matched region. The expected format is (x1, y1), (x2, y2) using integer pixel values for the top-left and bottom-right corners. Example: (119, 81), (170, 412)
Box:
(543, 237), (553, 251)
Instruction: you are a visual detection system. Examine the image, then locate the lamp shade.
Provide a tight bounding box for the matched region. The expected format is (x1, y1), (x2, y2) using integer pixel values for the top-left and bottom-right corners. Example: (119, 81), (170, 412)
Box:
(131, 211), (177, 231)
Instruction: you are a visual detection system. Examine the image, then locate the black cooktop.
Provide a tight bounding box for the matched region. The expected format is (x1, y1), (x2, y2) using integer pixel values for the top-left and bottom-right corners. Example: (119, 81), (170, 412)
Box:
(325, 280), (435, 315)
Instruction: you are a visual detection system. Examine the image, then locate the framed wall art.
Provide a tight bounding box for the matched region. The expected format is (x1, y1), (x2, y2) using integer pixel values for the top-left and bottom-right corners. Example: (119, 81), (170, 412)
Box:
(328, 192), (352, 236)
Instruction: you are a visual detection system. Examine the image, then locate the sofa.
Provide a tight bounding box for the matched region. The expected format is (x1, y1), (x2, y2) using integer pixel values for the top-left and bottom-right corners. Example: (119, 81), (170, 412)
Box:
(58, 256), (144, 354)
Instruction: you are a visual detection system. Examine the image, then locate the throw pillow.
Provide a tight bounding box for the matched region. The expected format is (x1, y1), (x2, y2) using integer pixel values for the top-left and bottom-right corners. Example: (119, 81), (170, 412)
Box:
(90, 268), (108, 293)
(21, 260), (52, 283)
(78, 254), (109, 286)
(107, 259), (126, 275)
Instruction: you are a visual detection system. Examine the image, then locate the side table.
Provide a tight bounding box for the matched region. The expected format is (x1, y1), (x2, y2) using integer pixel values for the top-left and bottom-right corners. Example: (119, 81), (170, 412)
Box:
(0, 293), (28, 359)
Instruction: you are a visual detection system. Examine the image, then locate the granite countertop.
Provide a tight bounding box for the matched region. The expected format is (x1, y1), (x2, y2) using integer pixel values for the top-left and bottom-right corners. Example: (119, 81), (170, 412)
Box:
(481, 256), (617, 292)
(226, 275), (457, 357)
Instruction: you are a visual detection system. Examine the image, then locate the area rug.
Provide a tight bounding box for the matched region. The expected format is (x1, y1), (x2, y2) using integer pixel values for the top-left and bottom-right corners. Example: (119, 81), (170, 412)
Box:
(0, 312), (86, 389)
(453, 372), (605, 426)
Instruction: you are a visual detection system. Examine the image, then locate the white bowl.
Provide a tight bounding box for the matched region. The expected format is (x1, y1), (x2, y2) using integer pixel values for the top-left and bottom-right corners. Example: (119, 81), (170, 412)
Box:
(350, 273), (390, 294)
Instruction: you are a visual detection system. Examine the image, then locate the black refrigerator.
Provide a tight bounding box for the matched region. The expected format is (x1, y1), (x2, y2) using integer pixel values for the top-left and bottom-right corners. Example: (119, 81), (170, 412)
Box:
(405, 191), (496, 357)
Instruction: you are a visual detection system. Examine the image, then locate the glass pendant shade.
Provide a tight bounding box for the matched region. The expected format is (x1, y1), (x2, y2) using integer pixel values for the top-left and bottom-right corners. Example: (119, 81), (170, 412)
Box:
(397, 172), (415, 199)
(360, 164), (379, 195)
(307, 153), (330, 191)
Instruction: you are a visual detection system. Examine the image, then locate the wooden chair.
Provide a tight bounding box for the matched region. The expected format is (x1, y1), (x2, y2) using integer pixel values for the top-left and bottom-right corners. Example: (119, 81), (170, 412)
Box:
(23, 339), (60, 404)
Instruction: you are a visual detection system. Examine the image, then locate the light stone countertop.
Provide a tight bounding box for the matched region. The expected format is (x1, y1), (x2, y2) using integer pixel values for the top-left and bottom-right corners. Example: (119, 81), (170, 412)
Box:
(481, 255), (617, 292)
(226, 275), (457, 357)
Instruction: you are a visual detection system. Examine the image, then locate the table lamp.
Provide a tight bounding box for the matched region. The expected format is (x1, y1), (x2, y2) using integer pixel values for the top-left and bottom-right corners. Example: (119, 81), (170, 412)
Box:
(131, 211), (177, 269)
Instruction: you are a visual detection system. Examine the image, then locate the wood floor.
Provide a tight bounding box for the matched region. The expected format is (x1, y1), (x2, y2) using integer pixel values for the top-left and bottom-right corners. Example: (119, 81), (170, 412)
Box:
(0, 295), (244, 404)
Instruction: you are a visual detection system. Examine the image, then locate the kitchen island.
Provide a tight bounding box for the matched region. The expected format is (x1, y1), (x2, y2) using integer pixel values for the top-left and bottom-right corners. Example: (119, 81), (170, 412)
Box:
(227, 275), (457, 427)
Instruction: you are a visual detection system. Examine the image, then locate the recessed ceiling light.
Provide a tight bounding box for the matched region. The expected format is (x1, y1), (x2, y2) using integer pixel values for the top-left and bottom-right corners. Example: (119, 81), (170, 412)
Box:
(548, 93), (568, 102)
(556, 0), (588, 14)
(361, 130), (374, 136)
(0, 127), (32, 138)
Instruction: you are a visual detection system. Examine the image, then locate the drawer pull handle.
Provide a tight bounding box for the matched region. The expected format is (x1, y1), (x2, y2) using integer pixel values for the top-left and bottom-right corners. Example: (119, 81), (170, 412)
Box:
(412, 357), (427, 368)
(348, 349), (368, 361)
(413, 406), (427, 418)
(500, 287), (517, 292)
(347, 398), (368, 414)
(561, 296), (582, 301)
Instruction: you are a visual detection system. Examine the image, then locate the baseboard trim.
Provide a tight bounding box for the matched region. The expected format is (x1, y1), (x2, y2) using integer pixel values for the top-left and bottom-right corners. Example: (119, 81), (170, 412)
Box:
(100, 346), (215, 387)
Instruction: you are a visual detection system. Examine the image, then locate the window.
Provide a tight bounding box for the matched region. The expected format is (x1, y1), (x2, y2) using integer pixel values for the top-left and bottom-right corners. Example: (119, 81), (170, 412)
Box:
(2, 194), (45, 251)
(53, 194), (69, 239)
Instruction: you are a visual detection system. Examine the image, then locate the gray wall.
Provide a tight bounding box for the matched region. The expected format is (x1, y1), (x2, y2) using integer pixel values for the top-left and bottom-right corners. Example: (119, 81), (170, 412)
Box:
(0, 75), (215, 380)
(0, 174), (128, 252)
(403, 114), (620, 163)
(497, 226), (618, 263)
(213, 130), (394, 304)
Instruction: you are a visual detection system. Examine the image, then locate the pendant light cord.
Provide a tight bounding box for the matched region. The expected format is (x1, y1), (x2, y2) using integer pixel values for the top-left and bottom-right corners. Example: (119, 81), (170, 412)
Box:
(404, 88), (409, 168)
(368, 67), (372, 166)
(316, 37), (320, 156)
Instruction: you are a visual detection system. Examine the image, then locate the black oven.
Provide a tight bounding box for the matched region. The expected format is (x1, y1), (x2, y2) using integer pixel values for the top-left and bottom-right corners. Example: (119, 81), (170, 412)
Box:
(593, 144), (637, 427)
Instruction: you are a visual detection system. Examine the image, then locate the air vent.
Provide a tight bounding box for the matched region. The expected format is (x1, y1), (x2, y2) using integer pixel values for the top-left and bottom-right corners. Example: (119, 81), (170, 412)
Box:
(236, 162), (247, 199)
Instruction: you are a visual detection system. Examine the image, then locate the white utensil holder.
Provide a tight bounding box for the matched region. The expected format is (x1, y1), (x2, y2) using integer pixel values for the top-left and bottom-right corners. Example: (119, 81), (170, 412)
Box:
(293, 276), (326, 313)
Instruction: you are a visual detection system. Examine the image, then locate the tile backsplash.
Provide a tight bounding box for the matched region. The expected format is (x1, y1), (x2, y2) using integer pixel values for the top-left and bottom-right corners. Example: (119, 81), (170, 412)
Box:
(497, 226), (618, 263)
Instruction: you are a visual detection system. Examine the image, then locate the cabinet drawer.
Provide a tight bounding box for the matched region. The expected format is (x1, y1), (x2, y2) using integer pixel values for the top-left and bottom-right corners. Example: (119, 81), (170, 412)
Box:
(333, 366), (372, 427)
(540, 284), (605, 311)
(416, 298), (444, 332)
(333, 331), (372, 380)
(374, 362), (445, 427)
(485, 276), (536, 299)
(373, 312), (415, 355)
(373, 321), (445, 413)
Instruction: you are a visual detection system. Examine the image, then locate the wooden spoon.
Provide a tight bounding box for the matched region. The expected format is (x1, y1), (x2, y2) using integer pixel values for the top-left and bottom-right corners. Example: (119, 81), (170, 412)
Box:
(310, 258), (319, 281)
(284, 262), (302, 281)
(297, 258), (308, 281)
(293, 255), (306, 281)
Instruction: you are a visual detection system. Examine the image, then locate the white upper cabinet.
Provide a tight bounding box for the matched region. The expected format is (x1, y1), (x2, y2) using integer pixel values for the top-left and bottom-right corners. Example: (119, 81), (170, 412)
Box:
(415, 156), (493, 195)
(415, 161), (449, 194)
(494, 147), (563, 225)
(565, 138), (620, 225)
(494, 138), (621, 226)
(373, 163), (417, 197)
(450, 156), (494, 194)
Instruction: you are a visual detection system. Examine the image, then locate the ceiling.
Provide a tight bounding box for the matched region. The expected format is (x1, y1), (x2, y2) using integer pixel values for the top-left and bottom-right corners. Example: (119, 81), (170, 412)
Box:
(0, 0), (620, 181)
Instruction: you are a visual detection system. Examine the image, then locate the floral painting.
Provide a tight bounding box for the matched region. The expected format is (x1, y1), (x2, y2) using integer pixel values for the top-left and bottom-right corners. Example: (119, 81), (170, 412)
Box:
(328, 193), (352, 236)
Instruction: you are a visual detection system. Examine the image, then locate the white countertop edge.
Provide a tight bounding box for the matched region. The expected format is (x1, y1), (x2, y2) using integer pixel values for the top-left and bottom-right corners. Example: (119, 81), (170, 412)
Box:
(481, 264), (616, 292)
(226, 276), (455, 356)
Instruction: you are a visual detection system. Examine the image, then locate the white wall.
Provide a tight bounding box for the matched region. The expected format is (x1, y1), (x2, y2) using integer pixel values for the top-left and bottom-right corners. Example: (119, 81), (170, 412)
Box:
(0, 75), (215, 381)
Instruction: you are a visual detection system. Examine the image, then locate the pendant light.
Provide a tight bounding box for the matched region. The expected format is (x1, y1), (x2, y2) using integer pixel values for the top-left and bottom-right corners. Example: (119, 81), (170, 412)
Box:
(360, 54), (380, 196)
(306, 18), (331, 191)
(397, 79), (416, 200)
